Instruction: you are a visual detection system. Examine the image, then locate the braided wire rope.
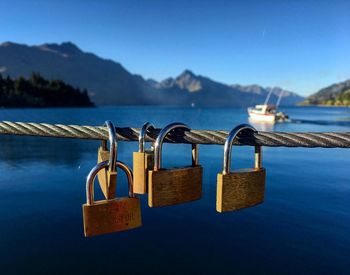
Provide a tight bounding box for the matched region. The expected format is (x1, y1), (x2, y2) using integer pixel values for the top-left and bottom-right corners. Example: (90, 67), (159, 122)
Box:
(0, 121), (349, 148)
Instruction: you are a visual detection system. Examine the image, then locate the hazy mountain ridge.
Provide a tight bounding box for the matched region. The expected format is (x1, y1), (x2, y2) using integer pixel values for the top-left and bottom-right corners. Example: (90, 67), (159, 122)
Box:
(231, 84), (300, 98)
(302, 79), (350, 106)
(149, 70), (304, 106)
(0, 41), (155, 105)
(156, 70), (202, 92)
(0, 41), (304, 106)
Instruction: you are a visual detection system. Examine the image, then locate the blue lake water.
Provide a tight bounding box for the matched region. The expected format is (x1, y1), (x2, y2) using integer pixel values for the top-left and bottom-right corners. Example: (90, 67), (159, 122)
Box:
(0, 106), (349, 274)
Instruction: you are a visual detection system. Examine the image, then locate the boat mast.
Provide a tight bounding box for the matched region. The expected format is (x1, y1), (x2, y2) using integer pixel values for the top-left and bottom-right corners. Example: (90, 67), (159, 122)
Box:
(264, 87), (274, 105)
(276, 90), (284, 108)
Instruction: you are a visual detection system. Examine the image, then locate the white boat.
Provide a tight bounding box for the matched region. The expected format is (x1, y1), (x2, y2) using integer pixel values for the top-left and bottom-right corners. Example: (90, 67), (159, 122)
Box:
(247, 88), (289, 122)
(248, 104), (278, 122)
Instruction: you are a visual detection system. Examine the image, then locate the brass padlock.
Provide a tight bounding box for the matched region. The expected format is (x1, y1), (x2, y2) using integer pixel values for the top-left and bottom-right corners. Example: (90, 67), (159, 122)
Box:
(83, 160), (142, 237)
(216, 124), (266, 213)
(97, 120), (117, 199)
(133, 122), (155, 194)
(148, 122), (202, 207)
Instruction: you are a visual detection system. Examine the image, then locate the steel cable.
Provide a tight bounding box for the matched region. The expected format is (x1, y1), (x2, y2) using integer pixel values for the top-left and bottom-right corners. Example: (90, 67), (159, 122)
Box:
(0, 121), (349, 148)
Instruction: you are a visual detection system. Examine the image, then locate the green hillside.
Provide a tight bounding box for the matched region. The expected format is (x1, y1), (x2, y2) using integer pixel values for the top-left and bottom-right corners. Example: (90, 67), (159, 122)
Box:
(322, 88), (350, 106)
(301, 79), (350, 106)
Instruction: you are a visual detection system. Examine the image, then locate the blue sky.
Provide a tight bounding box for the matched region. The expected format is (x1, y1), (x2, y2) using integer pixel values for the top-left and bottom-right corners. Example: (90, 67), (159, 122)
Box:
(0, 0), (349, 96)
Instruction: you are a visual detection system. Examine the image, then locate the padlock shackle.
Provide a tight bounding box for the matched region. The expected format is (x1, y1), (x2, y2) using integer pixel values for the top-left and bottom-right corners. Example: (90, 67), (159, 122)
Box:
(153, 122), (192, 171)
(116, 161), (134, 198)
(86, 160), (134, 205)
(139, 122), (154, 153)
(223, 124), (260, 175)
(104, 120), (118, 173)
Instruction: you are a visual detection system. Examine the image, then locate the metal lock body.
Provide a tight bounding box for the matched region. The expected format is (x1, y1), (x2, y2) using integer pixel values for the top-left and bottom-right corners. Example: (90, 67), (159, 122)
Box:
(83, 160), (142, 237)
(133, 122), (155, 194)
(148, 123), (203, 207)
(216, 124), (266, 213)
(97, 121), (117, 199)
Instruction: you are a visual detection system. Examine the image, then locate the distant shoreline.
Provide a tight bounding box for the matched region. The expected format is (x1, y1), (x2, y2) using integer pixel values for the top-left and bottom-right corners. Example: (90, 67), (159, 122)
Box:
(0, 104), (325, 109)
(0, 73), (94, 108)
(1, 104), (349, 109)
(298, 104), (350, 108)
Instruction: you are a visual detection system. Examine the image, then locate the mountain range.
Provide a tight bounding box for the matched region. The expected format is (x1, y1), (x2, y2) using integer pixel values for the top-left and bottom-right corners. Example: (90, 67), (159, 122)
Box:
(301, 79), (350, 106)
(0, 41), (304, 106)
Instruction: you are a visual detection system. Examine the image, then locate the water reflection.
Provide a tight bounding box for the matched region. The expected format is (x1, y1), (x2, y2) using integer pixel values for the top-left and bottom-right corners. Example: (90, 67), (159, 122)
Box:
(248, 118), (276, 131)
(250, 116), (350, 131)
(291, 118), (350, 127)
(0, 106), (350, 274)
(0, 135), (98, 166)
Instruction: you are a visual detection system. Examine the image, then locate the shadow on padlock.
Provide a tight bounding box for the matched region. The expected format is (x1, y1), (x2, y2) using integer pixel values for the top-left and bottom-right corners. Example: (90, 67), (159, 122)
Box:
(96, 120), (117, 199)
(133, 122), (155, 194)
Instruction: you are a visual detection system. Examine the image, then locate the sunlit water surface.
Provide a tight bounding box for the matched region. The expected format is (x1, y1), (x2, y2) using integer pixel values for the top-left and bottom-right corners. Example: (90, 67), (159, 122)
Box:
(0, 106), (349, 274)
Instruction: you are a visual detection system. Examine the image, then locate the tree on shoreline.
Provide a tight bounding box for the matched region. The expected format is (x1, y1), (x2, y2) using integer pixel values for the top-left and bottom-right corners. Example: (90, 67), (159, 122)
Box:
(0, 73), (94, 107)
